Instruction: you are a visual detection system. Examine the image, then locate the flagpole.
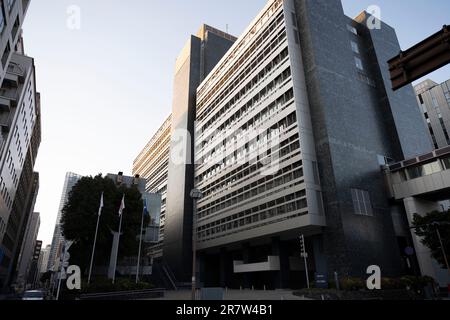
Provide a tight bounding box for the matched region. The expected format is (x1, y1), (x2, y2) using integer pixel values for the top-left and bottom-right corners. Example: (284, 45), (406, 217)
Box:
(136, 202), (145, 284)
(112, 213), (123, 285)
(88, 193), (103, 285)
(87, 212), (101, 285)
(112, 195), (125, 285)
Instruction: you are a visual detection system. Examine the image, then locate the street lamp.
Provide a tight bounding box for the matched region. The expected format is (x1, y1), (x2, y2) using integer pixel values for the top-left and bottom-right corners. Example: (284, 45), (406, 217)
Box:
(190, 189), (203, 301)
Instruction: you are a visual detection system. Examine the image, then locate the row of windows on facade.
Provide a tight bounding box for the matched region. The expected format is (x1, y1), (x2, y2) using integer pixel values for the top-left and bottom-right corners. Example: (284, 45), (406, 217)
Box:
(199, 59), (291, 150)
(350, 35), (376, 87)
(198, 18), (286, 126)
(198, 189), (308, 240)
(427, 117), (450, 147)
(200, 104), (294, 176)
(418, 90), (450, 110)
(197, 82), (293, 168)
(198, 132), (300, 203)
(196, 122), (301, 198)
(198, 132), (299, 197)
(0, 215), (5, 239)
(396, 156), (450, 182)
(198, 158), (304, 219)
(198, 88), (295, 180)
(197, 9), (285, 114)
(198, 30), (289, 136)
(0, 0), (16, 33)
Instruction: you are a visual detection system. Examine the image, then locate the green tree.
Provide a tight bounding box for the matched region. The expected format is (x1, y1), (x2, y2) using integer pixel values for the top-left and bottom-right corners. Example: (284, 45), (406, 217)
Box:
(60, 175), (148, 276)
(412, 210), (450, 269)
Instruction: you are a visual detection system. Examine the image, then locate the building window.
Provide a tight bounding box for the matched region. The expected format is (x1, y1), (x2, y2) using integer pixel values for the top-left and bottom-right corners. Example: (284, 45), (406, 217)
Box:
(347, 24), (358, 35)
(442, 157), (450, 170)
(6, 0), (15, 13)
(445, 92), (450, 105)
(351, 41), (359, 54)
(1, 42), (10, 68)
(355, 57), (364, 71)
(418, 94), (424, 105)
(431, 93), (439, 108)
(0, 9), (5, 33)
(351, 188), (373, 216)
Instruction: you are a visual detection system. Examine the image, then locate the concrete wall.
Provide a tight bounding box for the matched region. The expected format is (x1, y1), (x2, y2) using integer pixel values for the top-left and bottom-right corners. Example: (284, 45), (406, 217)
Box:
(164, 31), (235, 282)
(295, 0), (415, 277)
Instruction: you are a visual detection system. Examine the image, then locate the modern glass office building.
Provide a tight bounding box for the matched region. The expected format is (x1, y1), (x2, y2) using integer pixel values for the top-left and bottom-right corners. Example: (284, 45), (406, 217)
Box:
(47, 172), (82, 272)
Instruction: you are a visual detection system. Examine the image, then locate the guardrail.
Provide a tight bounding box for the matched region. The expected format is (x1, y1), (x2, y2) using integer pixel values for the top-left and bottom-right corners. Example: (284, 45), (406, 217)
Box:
(79, 288), (165, 300)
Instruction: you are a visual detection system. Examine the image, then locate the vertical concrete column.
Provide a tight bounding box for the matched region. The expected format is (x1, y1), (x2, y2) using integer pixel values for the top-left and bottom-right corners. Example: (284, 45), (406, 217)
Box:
(271, 237), (290, 289)
(312, 235), (327, 275)
(219, 248), (227, 288)
(108, 232), (121, 280)
(403, 197), (444, 285)
(242, 243), (251, 289)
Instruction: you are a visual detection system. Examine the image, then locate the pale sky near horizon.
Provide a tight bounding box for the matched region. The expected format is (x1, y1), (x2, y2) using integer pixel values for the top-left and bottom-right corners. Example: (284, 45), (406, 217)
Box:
(21, 0), (450, 246)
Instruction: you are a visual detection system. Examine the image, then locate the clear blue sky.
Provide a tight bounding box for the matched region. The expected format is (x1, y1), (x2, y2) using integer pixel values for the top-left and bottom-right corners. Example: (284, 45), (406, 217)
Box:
(21, 0), (450, 245)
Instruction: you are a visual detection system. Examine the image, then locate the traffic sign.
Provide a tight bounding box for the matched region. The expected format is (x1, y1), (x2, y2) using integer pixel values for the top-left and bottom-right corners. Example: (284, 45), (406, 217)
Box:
(405, 247), (415, 256)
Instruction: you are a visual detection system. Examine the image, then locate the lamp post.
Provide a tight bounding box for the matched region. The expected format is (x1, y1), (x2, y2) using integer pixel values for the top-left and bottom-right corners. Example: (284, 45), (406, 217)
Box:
(190, 189), (203, 301)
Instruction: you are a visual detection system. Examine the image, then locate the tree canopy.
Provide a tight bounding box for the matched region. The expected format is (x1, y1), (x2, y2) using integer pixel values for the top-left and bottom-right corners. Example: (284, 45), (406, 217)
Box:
(60, 175), (148, 274)
(412, 210), (450, 269)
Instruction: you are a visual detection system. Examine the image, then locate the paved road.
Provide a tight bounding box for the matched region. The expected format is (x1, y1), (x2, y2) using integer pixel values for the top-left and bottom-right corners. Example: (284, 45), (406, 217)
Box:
(152, 289), (308, 300)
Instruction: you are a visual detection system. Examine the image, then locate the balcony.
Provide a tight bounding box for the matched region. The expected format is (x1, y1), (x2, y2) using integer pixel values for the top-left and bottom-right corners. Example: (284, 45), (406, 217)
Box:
(233, 256), (280, 273)
(0, 87), (18, 109)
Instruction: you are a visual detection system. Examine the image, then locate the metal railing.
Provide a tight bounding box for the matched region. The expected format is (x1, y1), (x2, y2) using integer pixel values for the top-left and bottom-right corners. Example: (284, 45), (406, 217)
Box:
(79, 288), (165, 300)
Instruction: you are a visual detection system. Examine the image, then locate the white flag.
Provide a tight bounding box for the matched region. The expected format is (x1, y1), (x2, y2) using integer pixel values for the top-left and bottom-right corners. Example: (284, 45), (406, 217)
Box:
(98, 192), (104, 216)
(118, 194), (125, 216)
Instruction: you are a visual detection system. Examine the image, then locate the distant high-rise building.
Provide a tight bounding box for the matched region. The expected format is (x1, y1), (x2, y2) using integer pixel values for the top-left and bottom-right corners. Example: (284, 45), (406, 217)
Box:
(414, 79), (450, 149)
(133, 115), (171, 258)
(47, 172), (82, 271)
(26, 239), (41, 287)
(37, 244), (50, 274)
(15, 212), (39, 287)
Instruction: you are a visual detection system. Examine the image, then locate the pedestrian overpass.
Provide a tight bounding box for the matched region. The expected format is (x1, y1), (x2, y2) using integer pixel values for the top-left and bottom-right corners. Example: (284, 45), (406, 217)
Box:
(385, 146), (450, 288)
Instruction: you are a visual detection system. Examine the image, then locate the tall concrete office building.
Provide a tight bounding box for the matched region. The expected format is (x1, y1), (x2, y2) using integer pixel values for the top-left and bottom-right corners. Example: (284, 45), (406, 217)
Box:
(47, 172), (82, 271)
(414, 79), (450, 149)
(133, 115), (172, 258)
(0, 51), (41, 288)
(164, 25), (236, 282)
(192, 0), (432, 289)
(0, 0), (30, 85)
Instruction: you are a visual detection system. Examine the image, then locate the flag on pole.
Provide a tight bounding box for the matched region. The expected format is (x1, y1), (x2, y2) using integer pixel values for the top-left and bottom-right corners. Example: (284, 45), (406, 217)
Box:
(98, 192), (104, 216)
(118, 194), (125, 216)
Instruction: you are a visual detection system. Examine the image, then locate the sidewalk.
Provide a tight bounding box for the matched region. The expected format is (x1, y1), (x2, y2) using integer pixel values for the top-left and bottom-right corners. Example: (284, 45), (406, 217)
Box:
(152, 289), (308, 301)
